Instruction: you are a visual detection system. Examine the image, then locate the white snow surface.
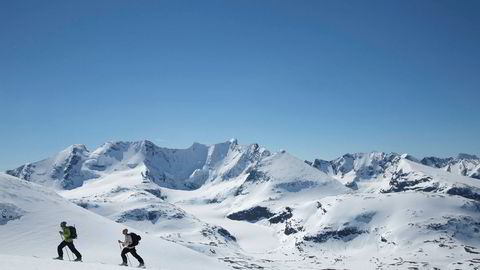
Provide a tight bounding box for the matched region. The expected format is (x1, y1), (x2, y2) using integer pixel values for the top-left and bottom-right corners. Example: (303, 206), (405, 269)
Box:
(0, 173), (228, 270)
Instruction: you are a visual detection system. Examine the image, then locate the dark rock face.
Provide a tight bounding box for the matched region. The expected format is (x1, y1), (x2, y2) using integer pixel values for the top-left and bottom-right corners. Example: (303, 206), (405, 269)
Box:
(447, 186), (480, 201)
(110, 186), (129, 194)
(200, 226), (237, 244)
(64, 154), (81, 178)
(245, 169), (269, 183)
(421, 157), (452, 168)
(269, 207), (293, 224)
(53, 146), (91, 189)
(144, 189), (167, 200)
(6, 164), (35, 181)
(275, 181), (317, 192)
(312, 159), (333, 173)
(216, 227), (237, 242)
(345, 181), (358, 190)
(0, 203), (25, 225)
(315, 201), (328, 214)
(464, 246), (480, 254)
(234, 167), (271, 196)
(336, 154), (355, 175)
(303, 227), (367, 243)
(116, 207), (185, 224)
(234, 171), (263, 197)
(284, 221), (303, 235)
(73, 201), (99, 209)
(426, 216), (480, 238)
(354, 212), (376, 224)
(462, 201), (480, 212)
(381, 170), (438, 193)
(227, 206), (275, 223)
(471, 171), (480, 180)
(284, 225), (298, 235)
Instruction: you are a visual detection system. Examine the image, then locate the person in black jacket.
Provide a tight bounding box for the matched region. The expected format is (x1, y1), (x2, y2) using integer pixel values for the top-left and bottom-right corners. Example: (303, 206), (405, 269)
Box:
(118, 228), (144, 267)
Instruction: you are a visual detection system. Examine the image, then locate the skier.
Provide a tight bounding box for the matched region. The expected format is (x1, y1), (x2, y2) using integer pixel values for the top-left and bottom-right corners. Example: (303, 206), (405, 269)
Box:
(55, 221), (82, 261)
(118, 228), (145, 268)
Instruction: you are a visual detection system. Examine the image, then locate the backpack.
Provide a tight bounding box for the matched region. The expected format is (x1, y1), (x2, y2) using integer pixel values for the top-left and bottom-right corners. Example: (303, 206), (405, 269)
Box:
(130, 233), (141, 246)
(68, 226), (77, 239)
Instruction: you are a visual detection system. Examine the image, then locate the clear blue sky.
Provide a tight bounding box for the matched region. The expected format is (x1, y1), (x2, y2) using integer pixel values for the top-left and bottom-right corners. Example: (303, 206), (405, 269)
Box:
(1, 0), (479, 170)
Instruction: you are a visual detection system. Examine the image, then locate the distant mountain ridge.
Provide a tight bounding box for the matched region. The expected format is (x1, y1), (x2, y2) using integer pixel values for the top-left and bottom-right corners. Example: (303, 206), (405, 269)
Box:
(6, 140), (479, 191)
(6, 139), (257, 190)
(308, 151), (480, 185)
(420, 153), (480, 179)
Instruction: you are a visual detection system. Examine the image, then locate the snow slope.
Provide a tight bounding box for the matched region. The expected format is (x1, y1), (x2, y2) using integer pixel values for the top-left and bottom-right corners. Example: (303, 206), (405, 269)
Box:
(165, 151), (347, 253)
(0, 173), (230, 270)
(60, 165), (241, 258)
(0, 254), (150, 270)
(293, 191), (480, 269)
(167, 157), (480, 269)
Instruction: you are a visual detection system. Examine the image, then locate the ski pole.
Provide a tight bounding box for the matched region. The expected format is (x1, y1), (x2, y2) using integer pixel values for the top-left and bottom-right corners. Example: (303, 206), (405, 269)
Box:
(60, 234), (71, 261)
(126, 253), (132, 266)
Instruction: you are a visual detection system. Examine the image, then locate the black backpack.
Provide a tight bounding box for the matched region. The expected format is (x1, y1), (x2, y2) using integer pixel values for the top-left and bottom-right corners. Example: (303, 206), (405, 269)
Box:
(130, 233), (141, 246)
(69, 226), (77, 239)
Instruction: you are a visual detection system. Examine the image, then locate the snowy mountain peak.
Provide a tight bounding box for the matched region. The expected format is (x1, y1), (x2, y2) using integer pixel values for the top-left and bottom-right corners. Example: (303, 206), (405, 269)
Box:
(229, 138), (238, 145)
(65, 144), (89, 153)
(311, 151), (401, 185)
(53, 144), (90, 167)
(420, 153), (480, 179)
(5, 143), (94, 190)
(5, 139), (277, 191)
(309, 150), (480, 193)
(400, 153), (419, 162)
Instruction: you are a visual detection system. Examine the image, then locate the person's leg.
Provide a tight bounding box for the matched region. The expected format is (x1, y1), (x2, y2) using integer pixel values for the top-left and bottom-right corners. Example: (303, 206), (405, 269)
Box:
(130, 248), (144, 265)
(121, 248), (130, 264)
(57, 241), (67, 258)
(66, 242), (82, 259)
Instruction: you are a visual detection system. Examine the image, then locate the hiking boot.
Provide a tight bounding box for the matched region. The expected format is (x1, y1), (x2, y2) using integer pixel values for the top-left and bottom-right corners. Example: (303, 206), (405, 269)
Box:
(138, 263), (145, 268)
(74, 257), (82, 262)
(119, 262), (128, 266)
(53, 256), (63, 260)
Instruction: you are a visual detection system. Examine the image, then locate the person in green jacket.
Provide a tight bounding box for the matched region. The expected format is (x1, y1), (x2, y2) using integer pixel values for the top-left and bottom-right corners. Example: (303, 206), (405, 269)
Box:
(54, 221), (82, 261)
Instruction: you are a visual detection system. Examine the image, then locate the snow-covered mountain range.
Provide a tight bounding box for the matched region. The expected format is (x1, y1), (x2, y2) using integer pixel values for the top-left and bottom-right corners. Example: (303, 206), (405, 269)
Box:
(420, 153), (480, 179)
(3, 140), (480, 269)
(308, 151), (480, 189)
